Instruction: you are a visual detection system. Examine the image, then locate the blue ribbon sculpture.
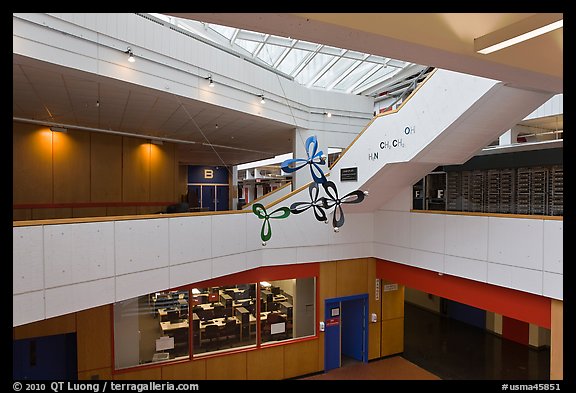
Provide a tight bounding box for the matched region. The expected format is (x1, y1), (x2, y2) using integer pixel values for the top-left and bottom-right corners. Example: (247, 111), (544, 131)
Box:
(253, 134), (367, 243)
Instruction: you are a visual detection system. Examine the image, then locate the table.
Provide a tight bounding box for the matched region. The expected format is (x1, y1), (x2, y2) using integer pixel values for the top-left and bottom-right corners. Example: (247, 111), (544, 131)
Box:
(160, 320), (189, 332)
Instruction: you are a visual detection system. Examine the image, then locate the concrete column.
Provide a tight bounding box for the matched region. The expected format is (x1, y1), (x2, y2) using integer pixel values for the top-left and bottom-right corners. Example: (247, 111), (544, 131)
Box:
(499, 129), (519, 145)
(231, 165), (238, 210)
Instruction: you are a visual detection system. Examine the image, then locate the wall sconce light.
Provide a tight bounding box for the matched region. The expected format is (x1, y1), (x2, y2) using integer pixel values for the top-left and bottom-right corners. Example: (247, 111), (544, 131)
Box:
(205, 75), (214, 87)
(258, 94), (265, 104)
(50, 126), (67, 133)
(474, 14), (563, 55)
(151, 139), (163, 145)
(324, 111), (332, 118)
(125, 47), (135, 63)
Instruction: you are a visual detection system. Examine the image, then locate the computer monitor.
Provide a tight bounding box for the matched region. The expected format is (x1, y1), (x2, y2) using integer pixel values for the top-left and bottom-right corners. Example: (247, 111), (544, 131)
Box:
(166, 309), (180, 323)
(271, 286), (281, 295)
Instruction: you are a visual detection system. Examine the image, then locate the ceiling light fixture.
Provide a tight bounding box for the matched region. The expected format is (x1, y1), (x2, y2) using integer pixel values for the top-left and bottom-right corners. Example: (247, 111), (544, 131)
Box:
(324, 111), (332, 118)
(474, 14), (563, 55)
(258, 94), (265, 104)
(205, 75), (214, 87)
(125, 47), (135, 62)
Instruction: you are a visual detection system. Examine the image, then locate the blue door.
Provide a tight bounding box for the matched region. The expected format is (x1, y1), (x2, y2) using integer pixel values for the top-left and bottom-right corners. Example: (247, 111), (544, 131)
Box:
(13, 333), (77, 380)
(201, 186), (215, 211)
(324, 299), (341, 371)
(215, 186), (229, 211)
(324, 294), (368, 372)
(341, 297), (366, 362)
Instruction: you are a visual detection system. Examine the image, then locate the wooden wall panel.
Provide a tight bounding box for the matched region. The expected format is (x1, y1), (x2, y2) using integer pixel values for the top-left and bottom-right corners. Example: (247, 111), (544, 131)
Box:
(161, 359), (206, 380)
(205, 352), (247, 380)
(114, 367), (161, 380)
(150, 143), (176, 203)
(72, 207), (108, 218)
(13, 312), (76, 340)
(368, 323), (381, 361)
(284, 339), (320, 378)
(53, 129), (90, 203)
(367, 259), (380, 316)
(381, 318), (404, 357)
(247, 345), (284, 380)
(381, 282), (405, 320)
(77, 305), (112, 373)
(122, 137), (151, 202)
(78, 367), (112, 380)
(106, 206), (138, 216)
(32, 208), (72, 220)
(336, 258), (368, 297)
(550, 299), (563, 379)
(176, 164), (188, 202)
(13, 209), (32, 221)
(137, 205), (163, 215)
(13, 124), (53, 204)
(90, 133), (122, 202)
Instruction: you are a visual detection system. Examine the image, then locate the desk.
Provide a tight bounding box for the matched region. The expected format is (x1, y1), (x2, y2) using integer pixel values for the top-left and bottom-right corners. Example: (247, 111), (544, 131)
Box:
(160, 320), (189, 332)
(196, 302), (223, 311)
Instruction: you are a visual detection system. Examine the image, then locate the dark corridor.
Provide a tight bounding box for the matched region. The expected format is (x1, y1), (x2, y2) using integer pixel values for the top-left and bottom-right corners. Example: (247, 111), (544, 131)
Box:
(403, 302), (550, 380)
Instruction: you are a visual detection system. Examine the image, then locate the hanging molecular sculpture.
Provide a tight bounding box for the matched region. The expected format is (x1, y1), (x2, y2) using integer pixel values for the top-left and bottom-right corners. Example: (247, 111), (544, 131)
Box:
(252, 135), (367, 245)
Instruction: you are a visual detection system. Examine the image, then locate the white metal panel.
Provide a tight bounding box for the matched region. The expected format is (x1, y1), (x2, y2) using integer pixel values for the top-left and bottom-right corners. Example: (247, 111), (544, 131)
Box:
(169, 259), (212, 289)
(486, 263), (542, 296)
(246, 213), (264, 251)
(444, 214), (489, 261)
(246, 250), (263, 271)
(487, 217), (543, 270)
(328, 242), (372, 261)
(45, 278), (115, 319)
(211, 253), (247, 279)
(373, 243), (411, 264)
(377, 186), (412, 212)
(543, 220), (563, 274)
(261, 247), (297, 267)
(409, 249), (444, 273)
(44, 222), (115, 288)
(13, 291), (45, 327)
(169, 216), (212, 265)
(115, 218), (170, 275)
(115, 268), (170, 303)
(410, 213), (445, 253)
(13, 226), (44, 295)
(444, 255), (488, 283)
(373, 210), (410, 247)
(328, 212), (374, 244)
(211, 214), (247, 258)
(296, 245), (330, 264)
(542, 272), (563, 300)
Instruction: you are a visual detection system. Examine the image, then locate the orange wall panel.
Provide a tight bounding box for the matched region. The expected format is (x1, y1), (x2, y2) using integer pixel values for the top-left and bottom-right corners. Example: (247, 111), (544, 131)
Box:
(205, 352), (247, 380)
(114, 367), (161, 380)
(150, 143), (176, 203)
(53, 129), (91, 203)
(381, 317), (404, 357)
(13, 124), (53, 204)
(550, 300), (563, 379)
(336, 258), (368, 297)
(246, 345), (285, 380)
(161, 360), (206, 380)
(122, 137), (151, 202)
(32, 207), (72, 220)
(90, 133), (122, 202)
(76, 305), (112, 373)
(283, 339), (320, 378)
